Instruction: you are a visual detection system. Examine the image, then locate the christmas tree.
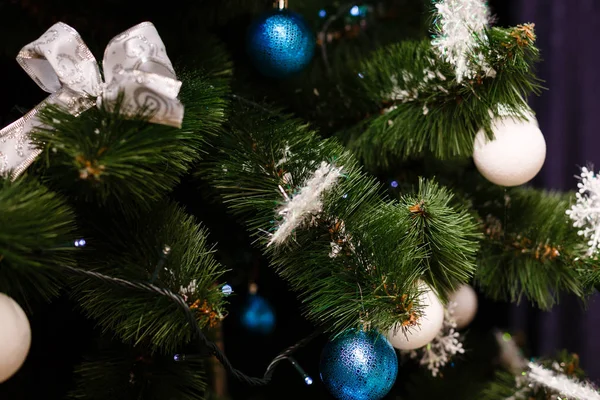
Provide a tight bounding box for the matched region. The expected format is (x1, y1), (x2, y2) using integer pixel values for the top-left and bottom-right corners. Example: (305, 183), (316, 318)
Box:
(0, 0), (598, 399)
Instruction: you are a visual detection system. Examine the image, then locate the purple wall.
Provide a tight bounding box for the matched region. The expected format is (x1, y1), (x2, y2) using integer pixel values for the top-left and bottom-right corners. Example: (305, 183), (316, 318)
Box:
(513, 0), (600, 380)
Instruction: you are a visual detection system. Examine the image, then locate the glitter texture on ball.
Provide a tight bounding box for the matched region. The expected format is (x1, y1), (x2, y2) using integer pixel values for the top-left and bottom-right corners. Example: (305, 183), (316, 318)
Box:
(320, 329), (397, 400)
(247, 10), (315, 78)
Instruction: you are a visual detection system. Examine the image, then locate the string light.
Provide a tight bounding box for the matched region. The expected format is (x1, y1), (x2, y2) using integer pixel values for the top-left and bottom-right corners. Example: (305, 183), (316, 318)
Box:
(173, 353), (203, 362)
(287, 356), (313, 386)
(221, 284), (233, 296)
(150, 244), (172, 283)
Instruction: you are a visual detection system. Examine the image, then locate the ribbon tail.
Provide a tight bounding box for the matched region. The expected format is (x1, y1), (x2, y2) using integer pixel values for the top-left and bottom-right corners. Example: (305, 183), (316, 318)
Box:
(0, 90), (96, 180)
(0, 107), (44, 181)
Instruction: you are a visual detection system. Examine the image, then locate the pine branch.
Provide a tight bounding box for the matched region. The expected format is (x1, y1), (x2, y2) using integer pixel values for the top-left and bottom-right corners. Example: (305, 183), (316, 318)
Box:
(69, 346), (206, 400)
(481, 351), (590, 400)
(401, 178), (481, 298)
(472, 184), (592, 309)
(0, 176), (77, 308)
(30, 64), (230, 211)
(480, 370), (525, 400)
(62, 263), (323, 388)
(71, 202), (227, 354)
(230, 0), (428, 136)
(375, 161), (597, 308)
(201, 103), (479, 333)
(339, 25), (542, 170)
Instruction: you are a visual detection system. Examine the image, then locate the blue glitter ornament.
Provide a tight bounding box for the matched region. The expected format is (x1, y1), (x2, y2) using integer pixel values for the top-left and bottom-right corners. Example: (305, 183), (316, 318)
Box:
(246, 9), (315, 78)
(320, 329), (397, 400)
(240, 293), (275, 334)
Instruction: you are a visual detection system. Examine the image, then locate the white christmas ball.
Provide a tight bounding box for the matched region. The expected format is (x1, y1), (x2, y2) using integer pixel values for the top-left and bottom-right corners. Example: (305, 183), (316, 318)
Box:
(449, 284), (478, 330)
(0, 293), (31, 383)
(387, 284), (444, 350)
(473, 115), (546, 187)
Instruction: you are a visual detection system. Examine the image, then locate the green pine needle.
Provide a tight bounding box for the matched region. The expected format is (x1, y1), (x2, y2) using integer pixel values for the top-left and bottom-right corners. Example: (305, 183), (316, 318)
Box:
(202, 104), (478, 333)
(0, 176), (77, 308)
(473, 184), (589, 309)
(69, 347), (206, 400)
(72, 202), (226, 354)
(31, 65), (229, 210)
(340, 25), (542, 169)
(400, 178), (481, 298)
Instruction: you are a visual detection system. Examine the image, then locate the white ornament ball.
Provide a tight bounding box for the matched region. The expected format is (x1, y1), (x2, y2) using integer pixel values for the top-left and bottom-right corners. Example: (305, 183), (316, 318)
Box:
(449, 284), (478, 330)
(387, 284), (444, 350)
(0, 293), (31, 383)
(473, 115), (546, 187)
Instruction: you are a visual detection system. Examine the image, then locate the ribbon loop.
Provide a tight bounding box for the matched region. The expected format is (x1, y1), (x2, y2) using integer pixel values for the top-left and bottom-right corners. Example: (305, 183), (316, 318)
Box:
(0, 21), (184, 180)
(102, 22), (177, 82)
(17, 22), (102, 97)
(101, 22), (183, 127)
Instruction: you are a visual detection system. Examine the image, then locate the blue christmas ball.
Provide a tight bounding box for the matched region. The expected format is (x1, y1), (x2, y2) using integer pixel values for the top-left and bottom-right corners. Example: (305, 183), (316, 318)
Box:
(320, 329), (398, 400)
(240, 293), (275, 334)
(247, 9), (315, 78)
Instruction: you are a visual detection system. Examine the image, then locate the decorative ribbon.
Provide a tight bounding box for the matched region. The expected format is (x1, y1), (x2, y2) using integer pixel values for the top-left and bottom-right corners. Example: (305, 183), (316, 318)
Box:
(0, 22), (184, 180)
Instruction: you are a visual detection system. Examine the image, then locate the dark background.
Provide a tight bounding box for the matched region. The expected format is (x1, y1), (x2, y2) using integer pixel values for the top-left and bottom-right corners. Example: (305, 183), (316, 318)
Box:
(1, 0), (598, 398)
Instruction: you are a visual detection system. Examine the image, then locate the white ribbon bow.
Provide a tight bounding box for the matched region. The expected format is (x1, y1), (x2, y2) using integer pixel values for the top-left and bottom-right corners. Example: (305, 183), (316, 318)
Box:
(0, 21), (184, 180)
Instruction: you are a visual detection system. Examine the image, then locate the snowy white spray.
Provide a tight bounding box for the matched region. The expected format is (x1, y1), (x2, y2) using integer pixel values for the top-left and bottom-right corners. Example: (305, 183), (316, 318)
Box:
(269, 162), (342, 246)
(407, 302), (464, 377)
(494, 333), (600, 400)
(431, 0), (491, 82)
(566, 166), (600, 257)
(527, 363), (600, 400)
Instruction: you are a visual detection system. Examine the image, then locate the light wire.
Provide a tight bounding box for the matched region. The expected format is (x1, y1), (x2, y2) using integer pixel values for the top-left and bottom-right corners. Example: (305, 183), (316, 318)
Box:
(60, 264), (321, 386)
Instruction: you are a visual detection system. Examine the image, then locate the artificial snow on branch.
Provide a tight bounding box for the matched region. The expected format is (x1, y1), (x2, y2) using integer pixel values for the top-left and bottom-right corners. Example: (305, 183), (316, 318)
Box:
(431, 0), (491, 82)
(385, 67), (448, 110)
(527, 363), (600, 400)
(566, 167), (600, 257)
(268, 161), (343, 246)
(493, 333), (600, 400)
